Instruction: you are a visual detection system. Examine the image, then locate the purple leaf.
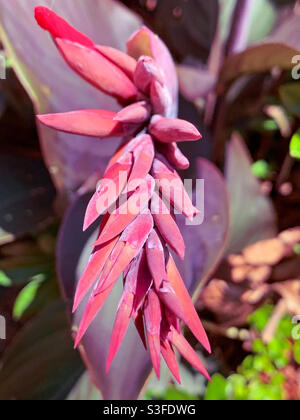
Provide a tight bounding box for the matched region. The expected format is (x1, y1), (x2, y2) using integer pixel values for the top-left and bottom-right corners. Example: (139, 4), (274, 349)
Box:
(177, 65), (216, 102)
(219, 7), (300, 88)
(57, 193), (152, 400)
(174, 158), (230, 296)
(0, 300), (83, 400)
(0, 0), (141, 194)
(0, 153), (55, 245)
(225, 133), (277, 254)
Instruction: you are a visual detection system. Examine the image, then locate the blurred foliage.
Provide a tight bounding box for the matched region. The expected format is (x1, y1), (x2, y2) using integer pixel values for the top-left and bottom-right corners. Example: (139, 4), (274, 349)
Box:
(205, 306), (300, 400)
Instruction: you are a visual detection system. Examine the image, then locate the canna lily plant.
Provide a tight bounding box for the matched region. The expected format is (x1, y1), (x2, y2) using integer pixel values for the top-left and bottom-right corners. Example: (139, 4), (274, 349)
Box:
(34, 6), (211, 384)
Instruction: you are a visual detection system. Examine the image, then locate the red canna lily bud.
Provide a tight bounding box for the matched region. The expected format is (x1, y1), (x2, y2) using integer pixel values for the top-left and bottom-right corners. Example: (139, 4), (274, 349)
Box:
(124, 134), (155, 193)
(144, 289), (162, 379)
(157, 142), (190, 170)
(56, 38), (138, 102)
(145, 229), (167, 290)
(83, 153), (133, 231)
(167, 325), (211, 381)
(92, 176), (155, 246)
(114, 101), (151, 124)
(134, 56), (164, 94)
(160, 337), (181, 384)
(95, 45), (137, 79)
(37, 109), (130, 138)
(149, 115), (202, 143)
(152, 154), (200, 220)
(150, 80), (172, 117)
(35, 6), (94, 48)
(151, 192), (186, 259)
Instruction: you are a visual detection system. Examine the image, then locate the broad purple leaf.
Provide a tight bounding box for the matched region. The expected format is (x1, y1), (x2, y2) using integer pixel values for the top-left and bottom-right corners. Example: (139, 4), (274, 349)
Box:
(57, 193), (152, 400)
(0, 300), (83, 400)
(0, 0), (141, 194)
(225, 133), (277, 254)
(177, 65), (216, 101)
(219, 6), (300, 87)
(0, 153), (55, 245)
(174, 158), (230, 296)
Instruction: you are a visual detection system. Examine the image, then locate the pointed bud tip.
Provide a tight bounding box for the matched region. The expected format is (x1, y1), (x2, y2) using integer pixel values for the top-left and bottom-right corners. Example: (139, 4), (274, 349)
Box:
(74, 338), (80, 349)
(34, 6), (48, 25)
(106, 360), (112, 373)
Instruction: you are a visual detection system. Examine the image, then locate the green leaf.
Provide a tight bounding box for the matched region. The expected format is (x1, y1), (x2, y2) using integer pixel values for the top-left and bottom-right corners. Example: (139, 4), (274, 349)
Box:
(290, 131), (300, 159)
(226, 374), (248, 400)
(262, 119), (278, 131)
(0, 270), (12, 287)
(252, 160), (271, 179)
(248, 304), (274, 332)
(294, 341), (300, 364)
(277, 316), (293, 338)
(253, 339), (267, 354)
(204, 374), (227, 400)
(13, 275), (44, 320)
(164, 387), (198, 401)
(270, 372), (285, 386)
(248, 381), (283, 400)
(268, 338), (290, 368)
(280, 83), (300, 117)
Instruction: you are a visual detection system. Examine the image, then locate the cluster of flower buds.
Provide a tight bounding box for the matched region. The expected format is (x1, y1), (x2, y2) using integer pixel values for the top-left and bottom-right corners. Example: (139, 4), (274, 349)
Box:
(35, 6), (211, 383)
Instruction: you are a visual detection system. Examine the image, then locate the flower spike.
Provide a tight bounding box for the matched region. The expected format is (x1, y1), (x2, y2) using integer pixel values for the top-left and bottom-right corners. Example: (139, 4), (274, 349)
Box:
(35, 9), (211, 381)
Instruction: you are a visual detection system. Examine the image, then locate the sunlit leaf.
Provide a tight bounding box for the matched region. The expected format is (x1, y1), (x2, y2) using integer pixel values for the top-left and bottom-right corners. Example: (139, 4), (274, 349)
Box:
(252, 160), (271, 179)
(289, 131), (300, 159)
(0, 270), (12, 287)
(13, 274), (45, 320)
(205, 374), (227, 400)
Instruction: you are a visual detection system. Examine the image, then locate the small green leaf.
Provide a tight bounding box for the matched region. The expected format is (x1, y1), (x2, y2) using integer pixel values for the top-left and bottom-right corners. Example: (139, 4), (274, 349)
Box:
(252, 160), (271, 179)
(248, 305), (274, 332)
(13, 275), (45, 320)
(290, 131), (300, 159)
(0, 270), (12, 287)
(253, 339), (267, 354)
(262, 119), (278, 131)
(226, 374), (248, 400)
(294, 244), (300, 255)
(164, 387), (198, 401)
(204, 374), (227, 400)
